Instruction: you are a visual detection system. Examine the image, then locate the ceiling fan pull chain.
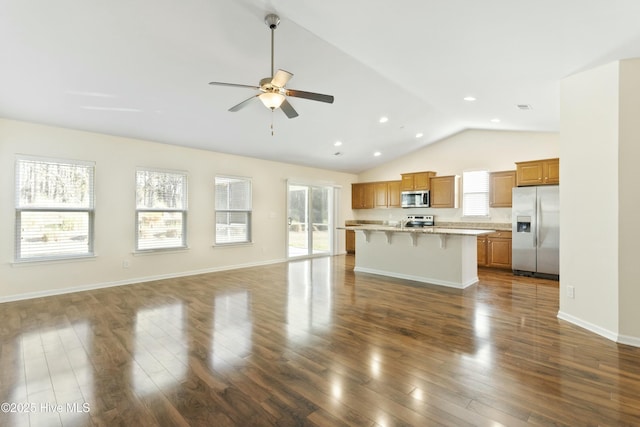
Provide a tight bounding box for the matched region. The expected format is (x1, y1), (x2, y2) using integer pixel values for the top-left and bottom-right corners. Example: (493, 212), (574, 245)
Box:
(271, 110), (275, 136)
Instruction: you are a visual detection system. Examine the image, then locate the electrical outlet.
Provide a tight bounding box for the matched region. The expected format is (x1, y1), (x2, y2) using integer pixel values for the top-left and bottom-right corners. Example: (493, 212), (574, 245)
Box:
(567, 286), (575, 299)
(122, 260), (131, 269)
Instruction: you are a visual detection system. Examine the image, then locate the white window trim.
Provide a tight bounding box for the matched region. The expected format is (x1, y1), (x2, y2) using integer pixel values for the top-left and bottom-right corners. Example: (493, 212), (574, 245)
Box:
(135, 167), (188, 252)
(214, 175), (253, 246)
(14, 155), (96, 262)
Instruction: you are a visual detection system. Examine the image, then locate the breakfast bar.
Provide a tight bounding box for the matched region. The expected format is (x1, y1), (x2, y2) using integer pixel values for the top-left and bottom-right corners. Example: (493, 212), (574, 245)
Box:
(341, 224), (494, 288)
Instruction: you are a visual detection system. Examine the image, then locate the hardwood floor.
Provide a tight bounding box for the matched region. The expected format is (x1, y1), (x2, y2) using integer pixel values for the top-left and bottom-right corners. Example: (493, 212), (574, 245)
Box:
(1, 255), (640, 426)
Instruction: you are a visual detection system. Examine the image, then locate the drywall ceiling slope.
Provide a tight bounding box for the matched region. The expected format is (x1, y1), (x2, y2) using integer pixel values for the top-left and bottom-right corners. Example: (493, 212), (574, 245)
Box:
(2, 0), (640, 173)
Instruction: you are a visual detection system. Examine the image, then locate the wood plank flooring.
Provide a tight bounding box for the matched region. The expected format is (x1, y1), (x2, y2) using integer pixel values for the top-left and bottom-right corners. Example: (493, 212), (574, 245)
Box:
(1, 255), (640, 426)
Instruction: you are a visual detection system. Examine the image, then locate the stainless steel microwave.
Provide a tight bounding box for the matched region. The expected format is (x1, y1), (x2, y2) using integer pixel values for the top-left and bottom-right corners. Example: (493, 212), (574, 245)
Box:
(401, 190), (430, 208)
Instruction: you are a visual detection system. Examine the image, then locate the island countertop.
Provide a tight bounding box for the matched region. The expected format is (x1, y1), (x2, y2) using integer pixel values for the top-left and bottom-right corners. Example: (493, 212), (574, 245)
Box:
(338, 224), (495, 236)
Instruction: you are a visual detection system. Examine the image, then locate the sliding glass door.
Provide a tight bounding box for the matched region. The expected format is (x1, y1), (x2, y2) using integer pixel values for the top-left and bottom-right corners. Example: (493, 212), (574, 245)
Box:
(287, 183), (332, 258)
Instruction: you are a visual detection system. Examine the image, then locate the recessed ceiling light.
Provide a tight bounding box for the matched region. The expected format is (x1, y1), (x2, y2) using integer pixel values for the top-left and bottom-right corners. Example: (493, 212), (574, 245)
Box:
(463, 96), (476, 102)
(374, 151), (382, 157)
(379, 116), (389, 123)
(415, 133), (424, 138)
(334, 141), (342, 146)
(517, 104), (532, 110)
(490, 118), (501, 123)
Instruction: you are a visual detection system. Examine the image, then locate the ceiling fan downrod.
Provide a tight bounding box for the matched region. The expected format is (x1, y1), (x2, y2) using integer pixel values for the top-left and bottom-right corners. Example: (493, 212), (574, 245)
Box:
(264, 14), (280, 78)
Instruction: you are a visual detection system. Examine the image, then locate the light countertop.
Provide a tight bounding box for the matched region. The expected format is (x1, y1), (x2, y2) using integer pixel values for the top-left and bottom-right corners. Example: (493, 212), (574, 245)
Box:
(338, 224), (495, 236)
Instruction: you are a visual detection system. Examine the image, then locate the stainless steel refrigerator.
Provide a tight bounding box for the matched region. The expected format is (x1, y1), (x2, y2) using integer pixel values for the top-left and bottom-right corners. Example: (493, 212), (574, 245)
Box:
(512, 186), (559, 278)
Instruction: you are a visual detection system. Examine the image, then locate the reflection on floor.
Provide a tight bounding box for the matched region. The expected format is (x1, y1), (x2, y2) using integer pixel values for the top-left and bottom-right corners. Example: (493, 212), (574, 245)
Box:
(1, 255), (639, 426)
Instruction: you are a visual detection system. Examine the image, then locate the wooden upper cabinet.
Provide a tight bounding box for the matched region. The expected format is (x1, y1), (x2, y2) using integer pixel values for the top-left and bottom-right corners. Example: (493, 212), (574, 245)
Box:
(351, 183), (362, 209)
(400, 171), (436, 191)
(353, 181), (401, 209)
(352, 183), (374, 209)
(429, 175), (459, 208)
(546, 159), (560, 184)
(489, 170), (516, 207)
(374, 182), (388, 208)
(516, 158), (559, 186)
(387, 181), (402, 208)
(363, 183), (375, 208)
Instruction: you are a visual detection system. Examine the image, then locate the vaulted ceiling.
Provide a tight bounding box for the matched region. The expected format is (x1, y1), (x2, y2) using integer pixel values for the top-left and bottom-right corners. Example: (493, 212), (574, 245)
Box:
(2, 0), (640, 173)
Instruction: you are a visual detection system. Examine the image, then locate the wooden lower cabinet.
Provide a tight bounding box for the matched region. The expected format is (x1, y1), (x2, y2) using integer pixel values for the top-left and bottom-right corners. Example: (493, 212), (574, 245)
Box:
(477, 236), (487, 266)
(478, 231), (512, 269)
(346, 230), (355, 254)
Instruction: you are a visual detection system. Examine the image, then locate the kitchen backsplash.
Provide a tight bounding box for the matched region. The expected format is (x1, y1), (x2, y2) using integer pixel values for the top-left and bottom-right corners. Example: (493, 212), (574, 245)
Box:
(352, 207), (512, 224)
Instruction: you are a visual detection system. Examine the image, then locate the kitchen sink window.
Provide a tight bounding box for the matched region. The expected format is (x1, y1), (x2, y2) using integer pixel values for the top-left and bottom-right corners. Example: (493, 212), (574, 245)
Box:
(215, 176), (252, 245)
(15, 156), (95, 261)
(462, 170), (489, 217)
(135, 168), (188, 251)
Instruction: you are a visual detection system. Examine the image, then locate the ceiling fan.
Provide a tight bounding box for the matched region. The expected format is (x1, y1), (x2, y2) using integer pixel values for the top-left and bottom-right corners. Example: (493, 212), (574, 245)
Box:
(209, 14), (334, 119)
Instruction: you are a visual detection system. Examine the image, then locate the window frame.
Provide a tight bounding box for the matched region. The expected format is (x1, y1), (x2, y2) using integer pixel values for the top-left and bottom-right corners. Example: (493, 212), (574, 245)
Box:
(135, 167), (188, 252)
(214, 175), (253, 246)
(14, 155), (96, 262)
(462, 169), (490, 218)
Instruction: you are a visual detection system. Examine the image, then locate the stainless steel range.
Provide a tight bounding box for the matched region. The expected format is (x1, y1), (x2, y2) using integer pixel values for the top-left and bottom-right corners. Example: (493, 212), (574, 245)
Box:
(404, 215), (434, 228)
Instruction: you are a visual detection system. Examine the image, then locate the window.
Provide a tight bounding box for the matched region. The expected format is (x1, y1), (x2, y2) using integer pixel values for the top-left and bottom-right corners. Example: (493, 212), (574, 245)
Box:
(462, 170), (489, 217)
(215, 176), (252, 245)
(136, 169), (187, 251)
(15, 156), (95, 261)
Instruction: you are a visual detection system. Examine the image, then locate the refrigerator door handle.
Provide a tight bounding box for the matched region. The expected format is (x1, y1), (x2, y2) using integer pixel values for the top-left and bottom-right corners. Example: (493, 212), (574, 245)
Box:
(535, 196), (540, 248)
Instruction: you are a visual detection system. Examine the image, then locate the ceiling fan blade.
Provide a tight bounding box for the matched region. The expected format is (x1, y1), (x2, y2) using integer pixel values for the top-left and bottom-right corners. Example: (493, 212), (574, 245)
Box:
(280, 99), (299, 119)
(229, 95), (259, 112)
(286, 89), (334, 104)
(209, 81), (260, 90)
(271, 69), (293, 88)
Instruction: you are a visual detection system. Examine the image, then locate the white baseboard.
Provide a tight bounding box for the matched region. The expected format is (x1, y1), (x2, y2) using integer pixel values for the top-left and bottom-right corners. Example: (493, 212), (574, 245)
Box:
(354, 266), (477, 289)
(0, 258), (287, 304)
(557, 310), (640, 347)
(617, 334), (640, 348)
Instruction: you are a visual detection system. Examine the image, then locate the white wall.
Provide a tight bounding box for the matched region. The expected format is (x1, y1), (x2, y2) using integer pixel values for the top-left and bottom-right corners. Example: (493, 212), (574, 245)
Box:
(0, 118), (356, 301)
(354, 129), (559, 224)
(559, 62), (621, 338)
(618, 59), (640, 341)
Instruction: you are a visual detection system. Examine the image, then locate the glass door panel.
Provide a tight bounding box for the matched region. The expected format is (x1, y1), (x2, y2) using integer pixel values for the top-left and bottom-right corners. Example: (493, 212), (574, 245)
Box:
(288, 183), (332, 258)
(311, 187), (330, 255)
(288, 185), (309, 258)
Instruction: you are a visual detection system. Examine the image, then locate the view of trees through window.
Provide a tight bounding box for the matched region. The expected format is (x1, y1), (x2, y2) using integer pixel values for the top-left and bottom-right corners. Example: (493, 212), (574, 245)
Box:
(215, 176), (252, 245)
(16, 158), (94, 260)
(288, 184), (331, 257)
(136, 169), (187, 250)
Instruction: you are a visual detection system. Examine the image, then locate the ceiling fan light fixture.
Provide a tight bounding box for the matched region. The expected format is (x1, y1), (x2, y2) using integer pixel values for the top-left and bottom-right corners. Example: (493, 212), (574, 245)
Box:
(259, 92), (285, 110)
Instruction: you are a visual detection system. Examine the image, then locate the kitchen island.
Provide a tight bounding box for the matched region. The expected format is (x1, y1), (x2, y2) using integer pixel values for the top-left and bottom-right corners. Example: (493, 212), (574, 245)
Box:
(340, 225), (494, 289)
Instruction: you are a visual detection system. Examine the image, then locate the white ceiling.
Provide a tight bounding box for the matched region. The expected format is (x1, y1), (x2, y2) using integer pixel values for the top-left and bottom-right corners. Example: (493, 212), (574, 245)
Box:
(2, 0), (640, 173)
